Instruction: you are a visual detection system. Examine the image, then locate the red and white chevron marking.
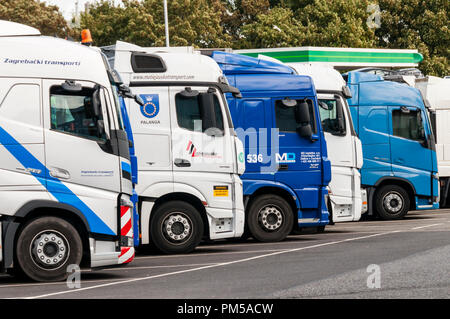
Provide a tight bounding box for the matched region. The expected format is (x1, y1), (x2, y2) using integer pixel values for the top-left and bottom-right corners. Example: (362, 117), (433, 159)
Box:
(118, 205), (135, 264)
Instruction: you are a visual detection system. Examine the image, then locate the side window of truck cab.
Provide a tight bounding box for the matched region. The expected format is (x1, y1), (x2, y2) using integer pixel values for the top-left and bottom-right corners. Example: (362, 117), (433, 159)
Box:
(274, 99), (317, 134)
(50, 85), (107, 141)
(392, 108), (425, 141)
(175, 91), (224, 132)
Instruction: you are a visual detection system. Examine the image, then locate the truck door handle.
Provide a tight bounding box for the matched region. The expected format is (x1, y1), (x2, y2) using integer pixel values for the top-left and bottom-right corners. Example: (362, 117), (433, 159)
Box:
(174, 158), (191, 167)
(278, 164), (289, 171)
(395, 158), (405, 164)
(49, 167), (70, 179)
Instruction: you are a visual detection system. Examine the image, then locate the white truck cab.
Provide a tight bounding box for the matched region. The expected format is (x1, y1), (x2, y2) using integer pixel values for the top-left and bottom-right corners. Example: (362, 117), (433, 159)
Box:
(414, 76), (450, 206)
(107, 42), (245, 253)
(287, 63), (367, 222)
(0, 21), (135, 281)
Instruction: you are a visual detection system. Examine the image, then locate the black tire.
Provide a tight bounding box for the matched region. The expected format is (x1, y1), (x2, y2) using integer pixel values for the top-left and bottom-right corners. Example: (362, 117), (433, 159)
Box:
(150, 201), (203, 254)
(15, 216), (83, 282)
(246, 194), (294, 242)
(327, 197), (335, 225)
(317, 225), (326, 233)
(375, 185), (410, 220)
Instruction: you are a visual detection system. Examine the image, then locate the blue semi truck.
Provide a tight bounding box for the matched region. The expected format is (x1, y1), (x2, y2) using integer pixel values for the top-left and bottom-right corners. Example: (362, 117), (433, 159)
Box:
(210, 51), (331, 241)
(345, 71), (439, 219)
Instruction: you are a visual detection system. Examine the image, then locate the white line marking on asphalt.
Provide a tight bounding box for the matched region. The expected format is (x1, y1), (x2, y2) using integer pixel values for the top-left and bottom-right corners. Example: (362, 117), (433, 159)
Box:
(411, 223), (442, 230)
(0, 278), (125, 290)
(134, 248), (293, 260)
(23, 230), (402, 299)
(99, 262), (221, 272)
(0, 263), (221, 290)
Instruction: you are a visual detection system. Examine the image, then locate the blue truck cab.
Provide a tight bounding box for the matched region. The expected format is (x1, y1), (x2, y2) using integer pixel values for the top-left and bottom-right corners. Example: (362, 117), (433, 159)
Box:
(345, 71), (439, 219)
(210, 51), (331, 241)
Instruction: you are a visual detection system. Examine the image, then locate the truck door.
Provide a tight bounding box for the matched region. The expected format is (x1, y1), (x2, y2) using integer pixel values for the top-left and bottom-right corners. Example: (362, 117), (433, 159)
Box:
(169, 85), (234, 207)
(169, 86), (234, 174)
(0, 79), (45, 195)
(42, 79), (121, 235)
(389, 106), (434, 197)
(125, 85), (173, 187)
(358, 104), (391, 184)
(318, 93), (357, 218)
(272, 97), (322, 211)
(234, 98), (274, 181)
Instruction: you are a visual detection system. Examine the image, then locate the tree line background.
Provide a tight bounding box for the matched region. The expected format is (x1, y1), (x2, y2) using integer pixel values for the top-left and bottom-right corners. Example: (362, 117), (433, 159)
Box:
(0, 0), (448, 76)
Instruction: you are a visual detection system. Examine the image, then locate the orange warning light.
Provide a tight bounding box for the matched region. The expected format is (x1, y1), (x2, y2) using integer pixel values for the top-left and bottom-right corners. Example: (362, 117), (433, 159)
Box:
(81, 29), (93, 45)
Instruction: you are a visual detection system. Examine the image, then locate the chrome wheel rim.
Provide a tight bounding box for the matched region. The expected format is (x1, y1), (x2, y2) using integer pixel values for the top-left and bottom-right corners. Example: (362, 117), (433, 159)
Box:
(258, 205), (283, 231)
(162, 213), (193, 243)
(30, 230), (69, 270)
(383, 192), (404, 214)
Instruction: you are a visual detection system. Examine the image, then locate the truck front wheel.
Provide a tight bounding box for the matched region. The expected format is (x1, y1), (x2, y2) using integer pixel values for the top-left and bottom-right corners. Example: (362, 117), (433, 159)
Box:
(15, 216), (83, 282)
(150, 201), (203, 254)
(375, 185), (410, 220)
(247, 194), (294, 242)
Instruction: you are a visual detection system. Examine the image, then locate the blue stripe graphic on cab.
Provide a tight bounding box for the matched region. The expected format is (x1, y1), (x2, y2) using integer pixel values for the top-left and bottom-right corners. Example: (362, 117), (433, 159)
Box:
(121, 161), (131, 174)
(0, 126), (115, 236)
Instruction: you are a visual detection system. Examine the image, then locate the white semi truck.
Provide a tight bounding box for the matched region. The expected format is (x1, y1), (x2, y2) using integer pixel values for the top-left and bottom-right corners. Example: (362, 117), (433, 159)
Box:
(226, 49), (367, 223)
(287, 64), (366, 222)
(409, 76), (450, 206)
(104, 42), (246, 254)
(0, 21), (137, 281)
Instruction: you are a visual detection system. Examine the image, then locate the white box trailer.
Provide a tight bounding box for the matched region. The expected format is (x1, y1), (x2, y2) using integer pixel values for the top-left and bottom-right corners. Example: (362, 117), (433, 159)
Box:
(0, 21), (136, 281)
(107, 42), (245, 254)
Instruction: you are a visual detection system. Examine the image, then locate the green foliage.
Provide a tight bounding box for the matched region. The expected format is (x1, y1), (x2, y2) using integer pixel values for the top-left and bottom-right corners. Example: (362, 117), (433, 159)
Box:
(376, 0), (449, 76)
(294, 0), (378, 48)
(78, 0), (159, 47)
(0, 0), (448, 75)
(238, 7), (305, 48)
(0, 0), (71, 38)
(79, 0), (231, 48)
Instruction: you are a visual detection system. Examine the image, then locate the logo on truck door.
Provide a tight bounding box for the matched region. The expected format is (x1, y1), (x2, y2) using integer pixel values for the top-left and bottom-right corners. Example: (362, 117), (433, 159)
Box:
(139, 94), (160, 119)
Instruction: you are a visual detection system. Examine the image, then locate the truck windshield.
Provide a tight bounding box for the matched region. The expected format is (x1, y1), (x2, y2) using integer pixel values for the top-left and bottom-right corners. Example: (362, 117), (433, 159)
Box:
(318, 98), (345, 135)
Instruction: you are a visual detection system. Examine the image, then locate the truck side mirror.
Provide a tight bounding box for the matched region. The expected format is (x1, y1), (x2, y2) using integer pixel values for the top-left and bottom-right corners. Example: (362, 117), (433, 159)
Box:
(199, 93), (223, 136)
(134, 94), (145, 106)
(92, 87), (101, 117)
(335, 97), (346, 135)
(296, 124), (313, 138)
(92, 87), (106, 138)
(61, 80), (82, 92)
(295, 100), (313, 139)
(342, 85), (352, 99)
(180, 87), (199, 98)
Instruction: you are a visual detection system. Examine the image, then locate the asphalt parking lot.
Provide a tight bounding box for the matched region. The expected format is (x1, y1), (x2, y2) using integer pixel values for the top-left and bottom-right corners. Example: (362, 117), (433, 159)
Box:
(1, 209), (449, 299)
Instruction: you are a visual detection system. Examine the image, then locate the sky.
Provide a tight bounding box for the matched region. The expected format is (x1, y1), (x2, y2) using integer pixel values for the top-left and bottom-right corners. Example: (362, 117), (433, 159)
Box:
(44, 0), (124, 21)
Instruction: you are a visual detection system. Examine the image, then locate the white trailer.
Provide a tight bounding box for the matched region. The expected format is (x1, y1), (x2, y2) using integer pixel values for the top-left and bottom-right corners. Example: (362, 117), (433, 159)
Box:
(107, 42), (245, 253)
(0, 21), (136, 281)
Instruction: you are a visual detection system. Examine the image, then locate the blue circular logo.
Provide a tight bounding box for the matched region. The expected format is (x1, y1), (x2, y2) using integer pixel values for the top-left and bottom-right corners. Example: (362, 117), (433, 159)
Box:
(140, 101), (159, 118)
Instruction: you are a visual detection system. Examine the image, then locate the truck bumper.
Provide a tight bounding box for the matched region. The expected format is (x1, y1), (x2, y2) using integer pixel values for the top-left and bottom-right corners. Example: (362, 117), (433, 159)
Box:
(89, 237), (135, 268)
(206, 206), (245, 240)
(297, 187), (329, 227)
